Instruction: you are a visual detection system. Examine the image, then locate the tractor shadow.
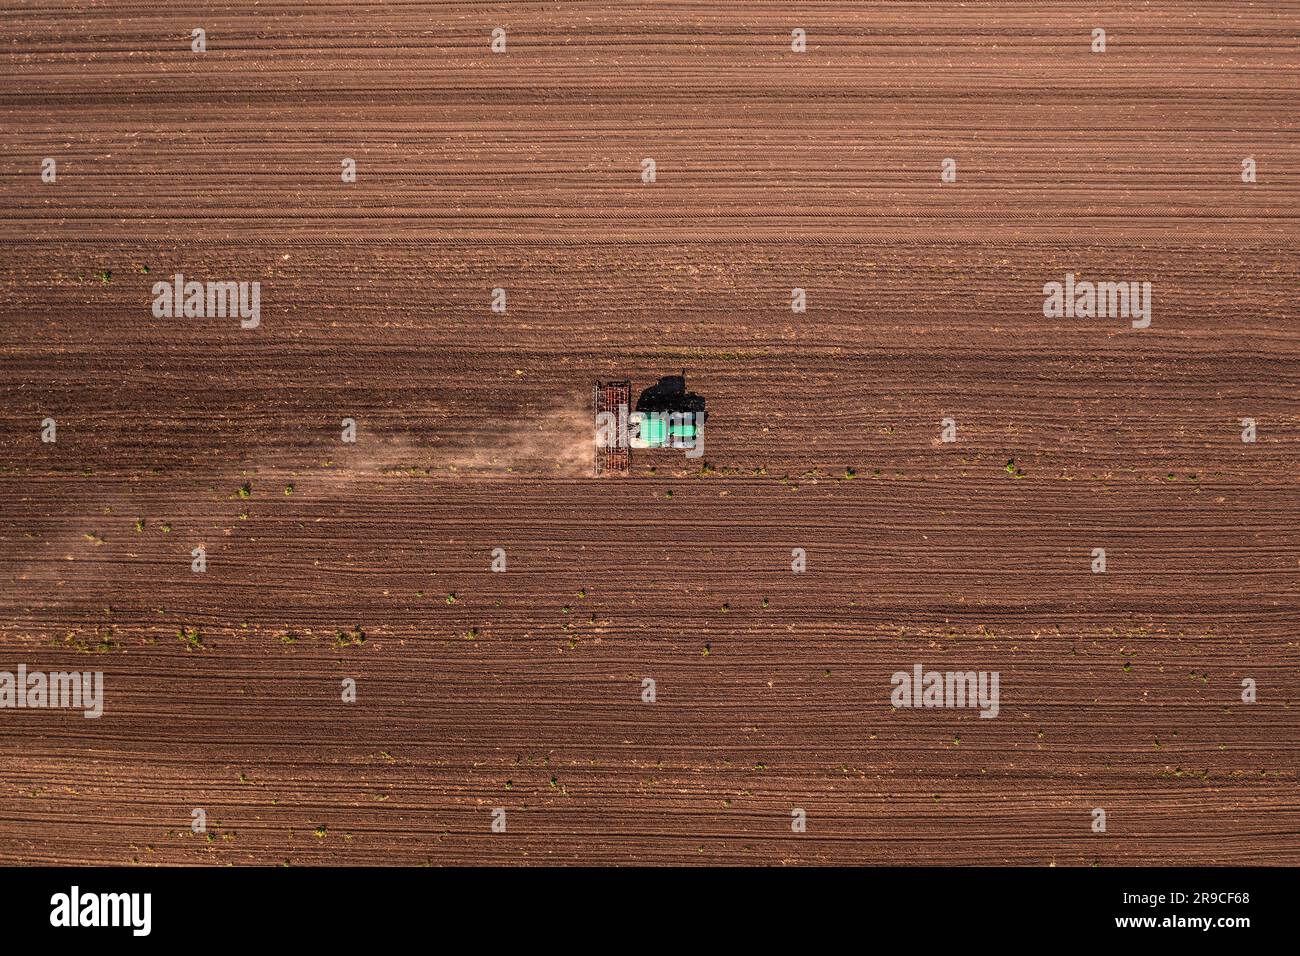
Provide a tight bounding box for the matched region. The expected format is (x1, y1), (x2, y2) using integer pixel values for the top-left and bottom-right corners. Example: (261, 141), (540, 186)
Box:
(635, 374), (707, 425)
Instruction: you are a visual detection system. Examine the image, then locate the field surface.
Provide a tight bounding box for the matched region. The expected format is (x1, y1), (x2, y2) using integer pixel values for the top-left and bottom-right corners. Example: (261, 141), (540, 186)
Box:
(1, 2), (1297, 865)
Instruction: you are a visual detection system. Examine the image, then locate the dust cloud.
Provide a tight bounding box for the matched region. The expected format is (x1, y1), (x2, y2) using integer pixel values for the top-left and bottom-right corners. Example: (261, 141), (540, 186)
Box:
(432, 402), (594, 477)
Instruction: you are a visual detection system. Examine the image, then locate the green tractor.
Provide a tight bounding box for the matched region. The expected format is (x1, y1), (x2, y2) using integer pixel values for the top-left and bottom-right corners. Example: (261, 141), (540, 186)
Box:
(594, 374), (707, 476)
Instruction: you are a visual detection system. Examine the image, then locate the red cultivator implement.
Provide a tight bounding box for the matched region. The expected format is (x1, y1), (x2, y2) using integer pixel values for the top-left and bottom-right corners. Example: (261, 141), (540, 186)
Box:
(594, 380), (631, 476)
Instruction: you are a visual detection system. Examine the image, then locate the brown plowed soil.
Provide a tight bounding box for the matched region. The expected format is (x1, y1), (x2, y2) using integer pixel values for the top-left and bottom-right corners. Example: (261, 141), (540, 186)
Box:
(0, 3), (1297, 865)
